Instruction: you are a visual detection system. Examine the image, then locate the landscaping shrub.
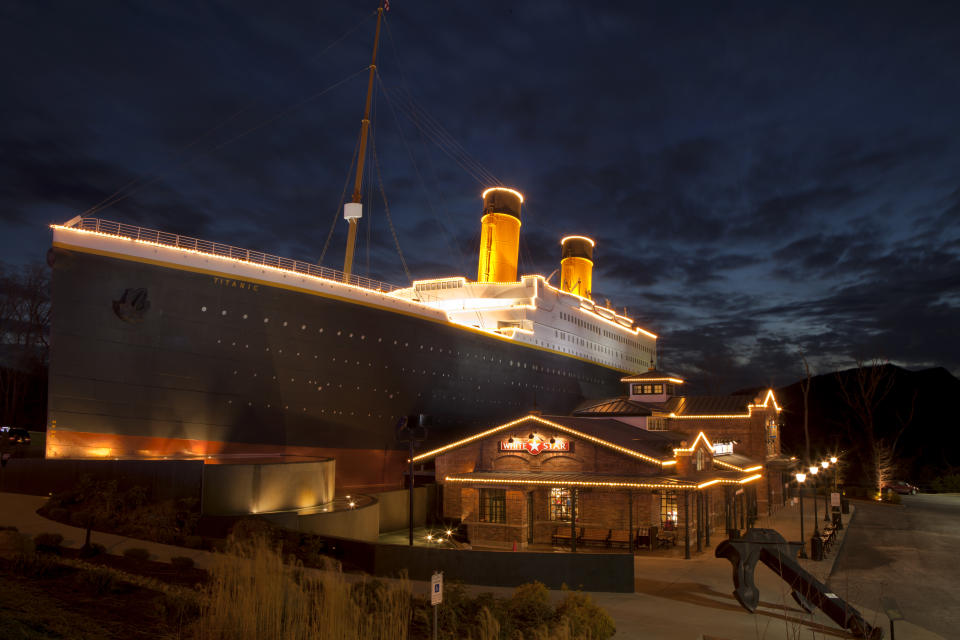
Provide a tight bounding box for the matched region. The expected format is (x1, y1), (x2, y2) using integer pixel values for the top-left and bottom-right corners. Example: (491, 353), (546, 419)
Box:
(47, 507), (70, 523)
(199, 536), (412, 640)
(156, 589), (202, 627)
(505, 581), (553, 637)
(555, 590), (616, 639)
(79, 542), (106, 558)
(77, 566), (126, 595)
(70, 510), (94, 528)
(13, 551), (63, 578)
(121, 485), (149, 511)
(123, 547), (151, 562)
(170, 556), (195, 570)
(34, 532), (64, 553)
(930, 474), (960, 493)
(0, 530), (35, 560)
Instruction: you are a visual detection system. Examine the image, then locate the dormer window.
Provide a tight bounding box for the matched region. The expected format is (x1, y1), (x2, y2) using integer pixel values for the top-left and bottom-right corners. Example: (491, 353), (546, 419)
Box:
(632, 383), (665, 395)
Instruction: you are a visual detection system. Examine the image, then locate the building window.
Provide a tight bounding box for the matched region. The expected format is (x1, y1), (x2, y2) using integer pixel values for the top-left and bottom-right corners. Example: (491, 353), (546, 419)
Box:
(648, 417), (668, 431)
(660, 491), (678, 529)
(479, 489), (506, 523)
(653, 383), (664, 394)
(695, 448), (706, 471)
(550, 487), (578, 522)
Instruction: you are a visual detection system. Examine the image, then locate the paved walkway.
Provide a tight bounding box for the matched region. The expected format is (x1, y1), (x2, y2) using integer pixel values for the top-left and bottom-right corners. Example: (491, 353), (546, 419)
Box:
(0, 492), (216, 569)
(404, 500), (942, 640)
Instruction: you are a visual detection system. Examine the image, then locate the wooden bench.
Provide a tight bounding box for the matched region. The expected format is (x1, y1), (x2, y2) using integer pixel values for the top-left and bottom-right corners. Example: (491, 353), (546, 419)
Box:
(657, 529), (678, 548)
(552, 526), (583, 546)
(608, 529), (632, 549)
(581, 528), (611, 547)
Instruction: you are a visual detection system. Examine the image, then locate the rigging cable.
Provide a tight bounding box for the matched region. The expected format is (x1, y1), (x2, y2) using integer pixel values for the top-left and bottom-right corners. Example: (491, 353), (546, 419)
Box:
(319, 131), (363, 265)
(84, 66), (371, 217)
(80, 11), (376, 219)
(372, 129), (413, 283)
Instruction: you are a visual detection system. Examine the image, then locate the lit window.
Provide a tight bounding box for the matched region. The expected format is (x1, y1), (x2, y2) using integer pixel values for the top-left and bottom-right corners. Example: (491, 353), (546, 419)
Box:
(660, 491), (678, 529)
(479, 489), (506, 524)
(550, 487), (578, 522)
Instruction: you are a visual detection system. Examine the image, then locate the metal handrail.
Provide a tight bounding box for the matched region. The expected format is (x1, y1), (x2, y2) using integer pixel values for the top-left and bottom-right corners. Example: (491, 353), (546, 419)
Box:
(69, 217), (404, 293)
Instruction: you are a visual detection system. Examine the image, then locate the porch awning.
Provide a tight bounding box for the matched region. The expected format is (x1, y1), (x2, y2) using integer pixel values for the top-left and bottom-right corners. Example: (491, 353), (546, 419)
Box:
(442, 469), (759, 491)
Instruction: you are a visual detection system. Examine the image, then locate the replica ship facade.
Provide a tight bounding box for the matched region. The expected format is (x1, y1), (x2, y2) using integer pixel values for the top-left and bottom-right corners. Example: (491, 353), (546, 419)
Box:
(46, 189), (657, 490)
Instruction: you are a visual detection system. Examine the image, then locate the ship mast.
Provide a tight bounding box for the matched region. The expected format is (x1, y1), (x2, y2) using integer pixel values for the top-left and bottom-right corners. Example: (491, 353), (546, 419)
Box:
(342, 5), (385, 279)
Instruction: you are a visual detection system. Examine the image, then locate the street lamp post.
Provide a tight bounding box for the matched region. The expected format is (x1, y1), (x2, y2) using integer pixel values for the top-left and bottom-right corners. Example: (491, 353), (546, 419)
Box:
(830, 456), (838, 492)
(822, 460), (832, 522)
(809, 465), (820, 537)
(795, 471), (808, 559)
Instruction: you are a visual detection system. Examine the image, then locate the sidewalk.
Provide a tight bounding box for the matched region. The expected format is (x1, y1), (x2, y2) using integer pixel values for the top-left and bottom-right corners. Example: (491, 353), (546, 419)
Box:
(0, 492), (215, 569)
(404, 501), (942, 640)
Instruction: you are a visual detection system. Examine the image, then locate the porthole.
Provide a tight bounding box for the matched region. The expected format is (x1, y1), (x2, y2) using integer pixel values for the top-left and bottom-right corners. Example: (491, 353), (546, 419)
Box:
(221, 310), (227, 316)
(201, 306), (207, 312)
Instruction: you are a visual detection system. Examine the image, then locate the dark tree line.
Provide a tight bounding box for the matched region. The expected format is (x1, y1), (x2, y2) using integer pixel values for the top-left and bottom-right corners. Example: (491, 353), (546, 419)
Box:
(0, 263), (50, 427)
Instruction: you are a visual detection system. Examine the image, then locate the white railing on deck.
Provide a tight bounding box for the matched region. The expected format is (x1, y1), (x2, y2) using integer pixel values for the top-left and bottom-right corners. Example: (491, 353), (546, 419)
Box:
(69, 217), (403, 293)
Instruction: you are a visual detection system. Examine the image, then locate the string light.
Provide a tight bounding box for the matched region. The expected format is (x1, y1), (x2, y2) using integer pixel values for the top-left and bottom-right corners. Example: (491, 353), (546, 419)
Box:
(668, 388), (782, 419)
(412, 414), (674, 467)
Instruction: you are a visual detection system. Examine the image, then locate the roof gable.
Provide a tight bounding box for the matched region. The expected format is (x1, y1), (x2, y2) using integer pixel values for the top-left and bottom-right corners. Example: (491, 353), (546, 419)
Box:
(412, 414), (678, 468)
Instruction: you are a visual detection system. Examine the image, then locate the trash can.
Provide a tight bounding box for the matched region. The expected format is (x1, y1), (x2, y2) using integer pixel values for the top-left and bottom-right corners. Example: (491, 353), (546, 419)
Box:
(811, 535), (824, 561)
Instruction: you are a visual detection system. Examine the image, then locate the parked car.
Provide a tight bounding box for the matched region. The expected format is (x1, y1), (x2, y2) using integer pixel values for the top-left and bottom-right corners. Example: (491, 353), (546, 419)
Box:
(882, 480), (918, 495)
(1, 426), (31, 446)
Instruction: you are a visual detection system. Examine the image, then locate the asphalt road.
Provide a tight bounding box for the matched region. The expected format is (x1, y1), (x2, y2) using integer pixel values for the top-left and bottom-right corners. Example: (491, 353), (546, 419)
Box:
(829, 494), (960, 639)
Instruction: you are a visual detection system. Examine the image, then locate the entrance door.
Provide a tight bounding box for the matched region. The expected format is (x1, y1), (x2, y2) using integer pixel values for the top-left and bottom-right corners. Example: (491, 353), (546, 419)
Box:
(527, 492), (534, 544)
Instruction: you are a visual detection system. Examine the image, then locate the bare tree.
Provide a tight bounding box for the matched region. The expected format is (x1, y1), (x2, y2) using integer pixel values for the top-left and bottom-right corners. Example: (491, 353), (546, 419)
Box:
(835, 359), (896, 492)
(0, 263), (50, 426)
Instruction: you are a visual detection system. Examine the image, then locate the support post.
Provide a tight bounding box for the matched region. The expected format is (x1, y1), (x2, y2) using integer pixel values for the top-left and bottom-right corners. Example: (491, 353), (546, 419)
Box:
(696, 492), (702, 553)
(570, 488), (577, 553)
(628, 490), (634, 553)
(798, 483), (808, 558)
(704, 491), (712, 547)
(684, 491), (691, 559)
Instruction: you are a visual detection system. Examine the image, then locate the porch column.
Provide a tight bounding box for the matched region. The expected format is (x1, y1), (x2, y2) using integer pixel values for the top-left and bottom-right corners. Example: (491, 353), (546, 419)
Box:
(628, 490), (634, 553)
(705, 491), (711, 546)
(570, 487), (577, 553)
(725, 486), (732, 532)
(695, 492), (702, 553)
(684, 490), (691, 560)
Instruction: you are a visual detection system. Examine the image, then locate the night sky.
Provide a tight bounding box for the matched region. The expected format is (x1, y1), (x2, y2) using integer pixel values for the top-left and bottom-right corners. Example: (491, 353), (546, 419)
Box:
(3, 1), (959, 392)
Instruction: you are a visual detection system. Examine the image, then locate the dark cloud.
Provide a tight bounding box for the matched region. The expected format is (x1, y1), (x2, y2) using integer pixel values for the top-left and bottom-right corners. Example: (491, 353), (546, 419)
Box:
(2, 0), (959, 390)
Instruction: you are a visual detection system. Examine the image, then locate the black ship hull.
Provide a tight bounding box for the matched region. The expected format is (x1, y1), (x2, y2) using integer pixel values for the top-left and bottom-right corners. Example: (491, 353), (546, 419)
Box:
(47, 244), (628, 489)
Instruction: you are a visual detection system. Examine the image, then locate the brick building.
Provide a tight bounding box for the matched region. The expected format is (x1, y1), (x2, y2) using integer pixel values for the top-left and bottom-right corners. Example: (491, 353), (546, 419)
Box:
(412, 371), (786, 557)
(575, 370), (788, 517)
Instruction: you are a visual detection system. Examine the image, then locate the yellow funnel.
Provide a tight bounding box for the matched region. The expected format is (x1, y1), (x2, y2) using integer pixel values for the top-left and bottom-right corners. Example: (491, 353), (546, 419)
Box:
(477, 187), (523, 283)
(560, 235), (594, 300)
